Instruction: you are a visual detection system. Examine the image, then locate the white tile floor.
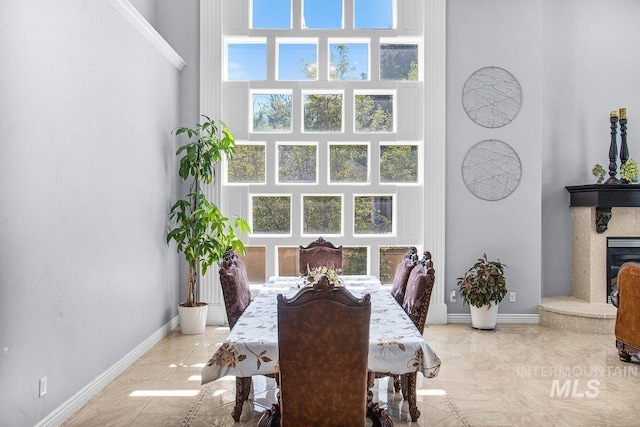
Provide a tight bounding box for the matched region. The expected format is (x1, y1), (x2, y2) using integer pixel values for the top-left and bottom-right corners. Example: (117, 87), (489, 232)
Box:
(62, 324), (640, 426)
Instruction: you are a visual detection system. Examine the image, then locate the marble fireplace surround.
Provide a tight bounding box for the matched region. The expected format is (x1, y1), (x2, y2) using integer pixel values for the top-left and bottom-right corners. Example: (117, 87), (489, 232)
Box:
(571, 206), (640, 302)
(539, 184), (640, 334)
(567, 184), (640, 302)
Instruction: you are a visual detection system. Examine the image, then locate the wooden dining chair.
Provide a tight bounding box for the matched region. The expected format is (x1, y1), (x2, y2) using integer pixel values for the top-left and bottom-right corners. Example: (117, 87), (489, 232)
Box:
(399, 251), (435, 421)
(298, 237), (343, 274)
(258, 276), (392, 427)
(218, 247), (254, 422)
(219, 246), (252, 329)
(373, 247), (420, 394)
(390, 247), (419, 306)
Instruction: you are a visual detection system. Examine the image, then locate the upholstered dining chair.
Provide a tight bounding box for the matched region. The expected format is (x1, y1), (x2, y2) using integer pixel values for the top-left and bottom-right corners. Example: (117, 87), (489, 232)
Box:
(218, 247), (254, 422)
(390, 247), (419, 306)
(399, 251), (435, 421)
(611, 261), (640, 362)
(219, 246), (252, 329)
(257, 276), (393, 427)
(298, 236), (343, 274)
(402, 251), (435, 332)
(376, 247), (420, 393)
(371, 251), (434, 420)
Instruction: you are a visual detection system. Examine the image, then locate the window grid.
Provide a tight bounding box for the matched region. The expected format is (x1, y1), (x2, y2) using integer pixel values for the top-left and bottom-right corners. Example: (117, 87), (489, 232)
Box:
(223, 0), (423, 280)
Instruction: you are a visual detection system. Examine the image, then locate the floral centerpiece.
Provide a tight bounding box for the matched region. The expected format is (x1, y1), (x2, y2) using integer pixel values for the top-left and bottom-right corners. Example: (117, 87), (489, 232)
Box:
(303, 266), (343, 286)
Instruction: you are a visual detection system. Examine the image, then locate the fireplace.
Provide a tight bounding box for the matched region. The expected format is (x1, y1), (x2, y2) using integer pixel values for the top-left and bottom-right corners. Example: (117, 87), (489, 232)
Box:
(607, 237), (640, 303)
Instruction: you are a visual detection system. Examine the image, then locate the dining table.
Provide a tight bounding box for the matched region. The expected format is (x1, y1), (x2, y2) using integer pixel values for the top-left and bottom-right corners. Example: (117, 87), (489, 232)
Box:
(200, 275), (442, 421)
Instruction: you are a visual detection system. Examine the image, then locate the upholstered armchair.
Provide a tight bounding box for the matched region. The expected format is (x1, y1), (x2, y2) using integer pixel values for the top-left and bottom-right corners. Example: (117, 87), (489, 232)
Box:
(258, 276), (392, 427)
(611, 261), (640, 362)
(298, 237), (343, 274)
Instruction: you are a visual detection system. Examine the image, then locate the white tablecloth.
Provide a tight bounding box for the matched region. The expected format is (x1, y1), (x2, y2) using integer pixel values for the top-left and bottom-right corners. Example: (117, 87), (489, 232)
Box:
(201, 275), (441, 384)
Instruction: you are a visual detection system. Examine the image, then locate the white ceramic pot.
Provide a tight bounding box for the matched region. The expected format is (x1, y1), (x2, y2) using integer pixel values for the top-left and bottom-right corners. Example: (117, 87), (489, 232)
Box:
(470, 302), (499, 330)
(178, 303), (208, 334)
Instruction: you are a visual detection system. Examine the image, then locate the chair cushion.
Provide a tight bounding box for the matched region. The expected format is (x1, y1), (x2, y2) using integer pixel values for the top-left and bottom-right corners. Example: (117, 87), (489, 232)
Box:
(220, 264), (251, 328)
(390, 257), (416, 305)
(234, 256), (253, 303)
(402, 265), (435, 333)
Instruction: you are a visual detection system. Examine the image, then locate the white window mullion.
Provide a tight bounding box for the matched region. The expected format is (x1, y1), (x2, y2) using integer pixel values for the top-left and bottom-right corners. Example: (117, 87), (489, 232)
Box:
(201, 0), (226, 325)
(207, 0), (445, 323)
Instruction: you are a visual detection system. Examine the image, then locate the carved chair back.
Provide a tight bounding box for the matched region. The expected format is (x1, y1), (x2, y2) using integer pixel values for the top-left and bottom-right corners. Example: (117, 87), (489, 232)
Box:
(299, 237), (343, 274)
(276, 276), (371, 426)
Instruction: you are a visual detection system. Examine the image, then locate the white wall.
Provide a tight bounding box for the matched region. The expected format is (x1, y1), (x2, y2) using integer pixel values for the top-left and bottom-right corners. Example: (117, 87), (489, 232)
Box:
(0, 1), (181, 425)
(446, 0), (640, 315)
(446, 0), (543, 315)
(156, 0), (201, 304)
(156, 0), (200, 151)
(541, 0), (640, 297)
(129, 0), (156, 26)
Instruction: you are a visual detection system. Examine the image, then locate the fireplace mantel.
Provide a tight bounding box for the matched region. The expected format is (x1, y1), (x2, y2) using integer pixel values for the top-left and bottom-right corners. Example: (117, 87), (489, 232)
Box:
(566, 184), (640, 233)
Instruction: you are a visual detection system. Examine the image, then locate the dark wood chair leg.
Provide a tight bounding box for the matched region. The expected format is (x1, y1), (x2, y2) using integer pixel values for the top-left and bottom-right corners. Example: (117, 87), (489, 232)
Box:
(619, 349), (632, 362)
(231, 376), (252, 422)
(392, 374), (401, 393)
(616, 339), (640, 363)
(257, 393), (281, 427)
(367, 390), (394, 427)
(401, 372), (421, 421)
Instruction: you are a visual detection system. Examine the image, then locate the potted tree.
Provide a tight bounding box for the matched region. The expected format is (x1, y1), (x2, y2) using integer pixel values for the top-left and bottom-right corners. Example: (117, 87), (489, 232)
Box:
(167, 116), (250, 334)
(456, 254), (508, 330)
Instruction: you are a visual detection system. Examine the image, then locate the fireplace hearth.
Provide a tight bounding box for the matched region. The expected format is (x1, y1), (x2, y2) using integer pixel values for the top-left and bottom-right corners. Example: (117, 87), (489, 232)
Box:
(538, 185), (640, 334)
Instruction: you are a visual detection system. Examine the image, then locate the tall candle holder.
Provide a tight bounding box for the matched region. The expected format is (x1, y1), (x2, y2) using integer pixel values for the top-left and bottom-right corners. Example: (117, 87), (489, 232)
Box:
(619, 107), (628, 166)
(606, 110), (622, 184)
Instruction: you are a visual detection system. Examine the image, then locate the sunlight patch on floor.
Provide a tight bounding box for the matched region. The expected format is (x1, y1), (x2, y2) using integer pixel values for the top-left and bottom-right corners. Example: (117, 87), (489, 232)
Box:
(129, 390), (200, 397)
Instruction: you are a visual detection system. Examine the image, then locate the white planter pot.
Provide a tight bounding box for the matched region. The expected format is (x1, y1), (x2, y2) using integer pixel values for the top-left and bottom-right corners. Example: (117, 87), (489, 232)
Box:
(178, 303), (208, 334)
(470, 302), (499, 330)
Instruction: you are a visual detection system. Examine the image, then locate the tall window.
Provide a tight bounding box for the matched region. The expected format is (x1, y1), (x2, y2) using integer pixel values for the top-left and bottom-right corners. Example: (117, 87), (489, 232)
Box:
(217, 0), (433, 283)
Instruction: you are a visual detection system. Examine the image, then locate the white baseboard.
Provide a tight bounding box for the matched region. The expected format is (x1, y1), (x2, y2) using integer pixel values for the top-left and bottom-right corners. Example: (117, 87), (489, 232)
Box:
(426, 303), (448, 324)
(36, 316), (180, 427)
(447, 313), (539, 324)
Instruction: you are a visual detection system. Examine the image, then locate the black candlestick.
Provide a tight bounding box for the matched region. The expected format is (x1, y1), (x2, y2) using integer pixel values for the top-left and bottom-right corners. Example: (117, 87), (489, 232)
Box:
(606, 113), (622, 184)
(620, 115), (628, 166)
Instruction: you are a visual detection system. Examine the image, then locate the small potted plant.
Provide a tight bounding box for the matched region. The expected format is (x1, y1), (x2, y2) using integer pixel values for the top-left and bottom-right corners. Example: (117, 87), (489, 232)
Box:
(456, 253), (508, 329)
(620, 159), (638, 183)
(592, 164), (606, 184)
(167, 116), (250, 334)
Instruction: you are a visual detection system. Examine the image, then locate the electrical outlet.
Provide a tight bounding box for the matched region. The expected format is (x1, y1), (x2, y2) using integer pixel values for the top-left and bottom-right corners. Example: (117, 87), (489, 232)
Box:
(509, 292), (516, 302)
(39, 376), (47, 398)
(450, 290), (456, 303)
